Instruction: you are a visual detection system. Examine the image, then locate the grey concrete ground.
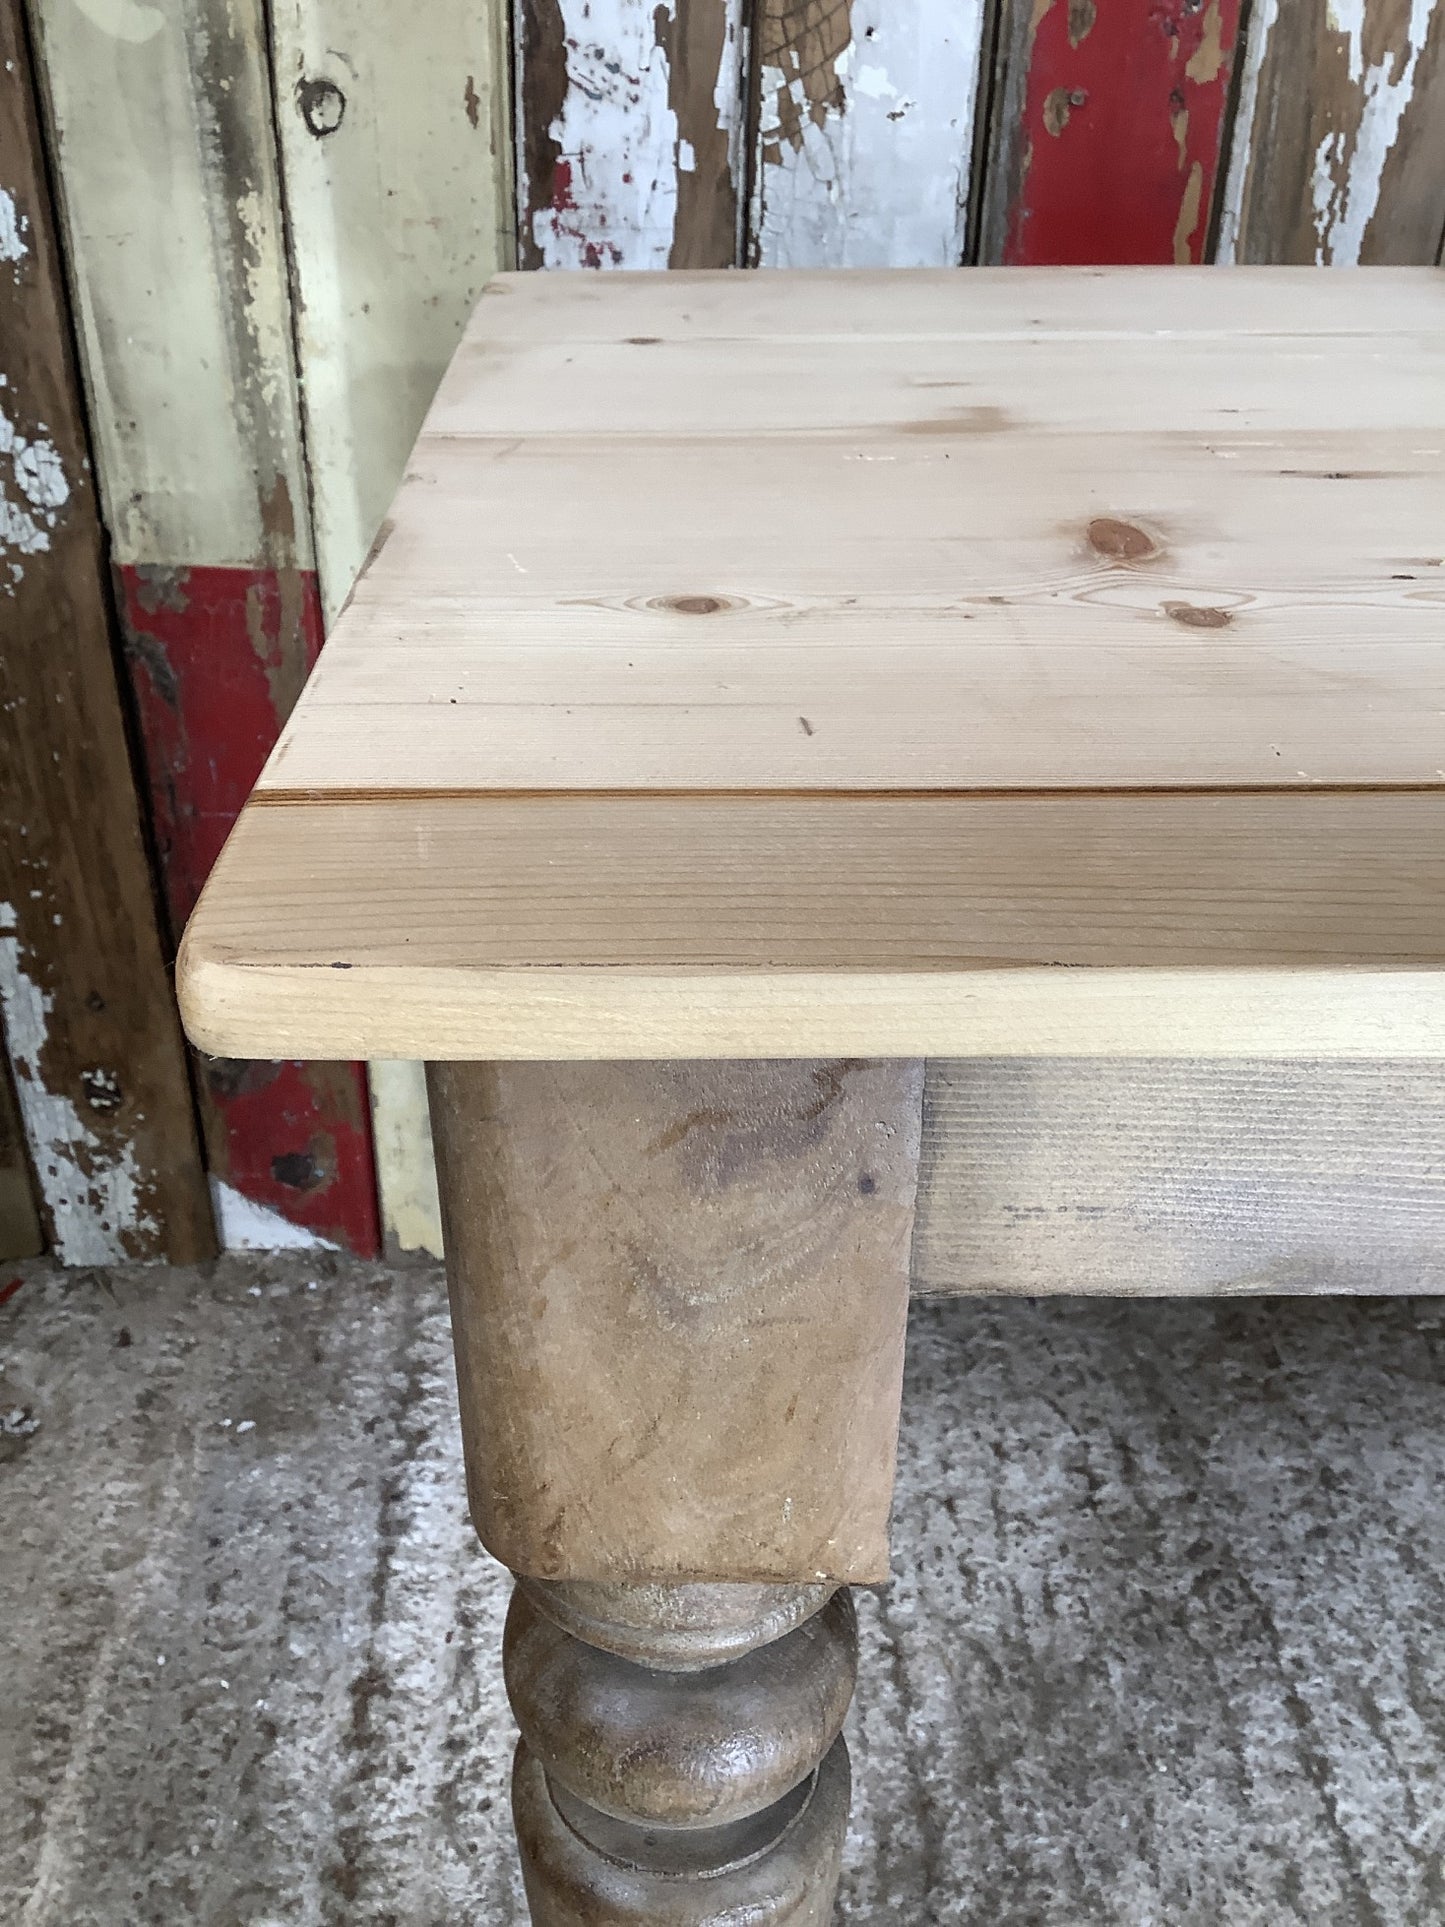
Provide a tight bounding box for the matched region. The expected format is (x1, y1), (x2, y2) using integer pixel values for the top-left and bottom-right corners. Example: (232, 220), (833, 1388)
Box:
(2, 1256), (1443, 1925)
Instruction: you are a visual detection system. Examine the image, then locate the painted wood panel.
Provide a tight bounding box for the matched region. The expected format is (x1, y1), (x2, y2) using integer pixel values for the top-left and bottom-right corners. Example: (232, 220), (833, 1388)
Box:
(517, 0), (749, 269)
(267, 0), (512, 1254)
(977, 0), (1244, 265)
(1218, 0), (1445, 264)
(27, 0), (379, 1253)
(0, 1), (213, 1265)
(750, 0), (989, 267)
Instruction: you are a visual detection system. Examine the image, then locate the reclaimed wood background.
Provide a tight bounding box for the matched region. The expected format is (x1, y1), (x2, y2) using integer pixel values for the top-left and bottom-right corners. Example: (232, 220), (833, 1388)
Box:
(1, 0), (212, 1264)
(14, 0), (1445, 1256)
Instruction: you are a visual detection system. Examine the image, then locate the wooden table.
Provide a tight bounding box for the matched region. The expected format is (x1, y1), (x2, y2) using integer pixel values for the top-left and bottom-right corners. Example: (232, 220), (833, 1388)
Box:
(180, 266), (1445, 1924)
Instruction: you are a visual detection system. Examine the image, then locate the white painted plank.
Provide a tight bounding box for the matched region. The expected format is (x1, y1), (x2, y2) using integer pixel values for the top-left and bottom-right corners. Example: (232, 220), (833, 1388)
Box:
(751, 0), (989, 268)
(269, 0), (514, 1256)
(515, 0), (749, 271)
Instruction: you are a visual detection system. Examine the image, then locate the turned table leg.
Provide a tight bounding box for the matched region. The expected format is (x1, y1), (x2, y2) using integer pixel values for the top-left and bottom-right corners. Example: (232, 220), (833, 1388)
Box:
(507, 1579), (855, 1923)
(427, 1059), (924, 1922)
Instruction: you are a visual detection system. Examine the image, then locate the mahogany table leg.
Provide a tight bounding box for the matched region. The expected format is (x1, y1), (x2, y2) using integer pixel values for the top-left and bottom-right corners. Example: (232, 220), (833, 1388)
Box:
(507, 1579), (855, 1923)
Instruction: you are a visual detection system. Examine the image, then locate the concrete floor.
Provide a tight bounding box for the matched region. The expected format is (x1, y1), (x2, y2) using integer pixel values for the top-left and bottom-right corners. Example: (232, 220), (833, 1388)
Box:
(2, 1257), (1443, 1925)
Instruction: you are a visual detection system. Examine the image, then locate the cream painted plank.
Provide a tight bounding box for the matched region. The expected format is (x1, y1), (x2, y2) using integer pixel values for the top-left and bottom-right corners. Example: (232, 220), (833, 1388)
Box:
(27, 0), (310, 568)
(454, 263), (1445, 341)
(178, 793), (1445, 1061)
(912, 1061), (1445, 1297)
(269, 0), (513, 1256)
(269, 0), (514, 626)
(1219, 0), (1445, 265)
(749, 0), (988, 268)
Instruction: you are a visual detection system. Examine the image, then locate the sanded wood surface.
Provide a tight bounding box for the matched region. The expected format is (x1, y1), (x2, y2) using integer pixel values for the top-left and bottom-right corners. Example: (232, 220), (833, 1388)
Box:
(429, 1060), (921, 1582)
(180, 268), (1445, 1063)
(913, 1060), (1445, 1297)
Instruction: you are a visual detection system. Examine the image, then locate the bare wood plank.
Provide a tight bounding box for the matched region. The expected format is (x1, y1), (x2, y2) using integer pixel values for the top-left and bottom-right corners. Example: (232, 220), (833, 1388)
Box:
(0, 1041), (42, 1262)
(179, 793), (1445, 1062)
(516, 0), (748, 269)
(976, 0), (1244, 266)
(28, 0), (379, 1253)
(913, 1060), (1445, 1296)
(1219, 0), (1445, 264)
(429, 1060), (922, 1582)
(0, 5), (213, 1264)
(749, 0), (989, 267)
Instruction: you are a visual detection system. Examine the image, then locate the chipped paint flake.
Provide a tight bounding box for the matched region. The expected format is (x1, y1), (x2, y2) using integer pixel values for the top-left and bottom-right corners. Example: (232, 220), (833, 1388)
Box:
(209, 1177), (340, 1251)
(752, 0), (987, 268)
(0, 403), (70, 576)
(0, 907), (158, 1263)
(0, 186), (29, 265)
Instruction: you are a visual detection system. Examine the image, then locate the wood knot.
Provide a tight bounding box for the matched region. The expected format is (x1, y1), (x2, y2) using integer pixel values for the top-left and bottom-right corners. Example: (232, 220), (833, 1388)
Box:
(1163, 600), (1233, 629)
(1087, 517), (1162, 563)
(651, 594), (727, 615)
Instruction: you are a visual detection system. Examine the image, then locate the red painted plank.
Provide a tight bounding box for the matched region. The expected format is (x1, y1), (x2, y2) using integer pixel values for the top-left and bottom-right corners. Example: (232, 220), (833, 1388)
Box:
(984, 0), (1243, 265)
(118, 563), (380, 1255)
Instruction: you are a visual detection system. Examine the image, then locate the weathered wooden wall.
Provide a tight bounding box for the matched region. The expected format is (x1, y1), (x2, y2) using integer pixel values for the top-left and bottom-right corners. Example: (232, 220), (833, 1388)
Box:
(25, 0), (379, 1254)
(1, 0), (213, 1265)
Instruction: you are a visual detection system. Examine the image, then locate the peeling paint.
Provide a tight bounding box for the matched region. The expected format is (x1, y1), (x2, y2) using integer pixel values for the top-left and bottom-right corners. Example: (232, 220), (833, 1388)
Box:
(751, 0), (987, 268)
(0, 187), (29, 265)
(0, 906), (158, 1264)
(209, 1177), (339, 1250)
(1218, 0), (1444, 264)
(528, 1), (681, 267)
(0, 403), (69, 574)
(1309, 0), (1434, 261)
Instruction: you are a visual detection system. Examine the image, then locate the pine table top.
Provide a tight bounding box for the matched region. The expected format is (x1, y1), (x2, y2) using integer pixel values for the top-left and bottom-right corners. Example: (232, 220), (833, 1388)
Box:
(179, 266), (1445, 1060)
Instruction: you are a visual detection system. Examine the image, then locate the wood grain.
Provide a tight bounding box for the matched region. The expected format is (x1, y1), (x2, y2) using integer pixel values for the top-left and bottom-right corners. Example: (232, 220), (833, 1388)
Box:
(255, 269), (1445, 799)
(0, 6), (213, 1263)
(429, 1059), (922, 1582)
(180, 792), (1445, 1060)
(177, 268), (1445, 1063)
(0, 1043), (42, 1262)
(1219, 0), (1445, 265)
(913, 1060), (1445, 1297)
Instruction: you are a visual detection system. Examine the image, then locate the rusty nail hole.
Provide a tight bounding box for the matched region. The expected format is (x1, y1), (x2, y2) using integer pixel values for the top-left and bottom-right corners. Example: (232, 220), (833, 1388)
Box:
(1088, 517), (1161, 562)
(1163, 601), (1233, 629)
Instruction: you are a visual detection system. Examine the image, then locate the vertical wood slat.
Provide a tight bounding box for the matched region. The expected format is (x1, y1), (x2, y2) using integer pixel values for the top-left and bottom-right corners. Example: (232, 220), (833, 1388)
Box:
(0, 1028), (44, 1262)
(268, 0), (514, 1255)
(1218, 0), (1445, 264)
(517, 0), (750, 269)
(749, 0), (989, 267)
(0, 1), (214, 1264)
(975, 0), (1244, 265)
(27, 0), (379, 1253)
